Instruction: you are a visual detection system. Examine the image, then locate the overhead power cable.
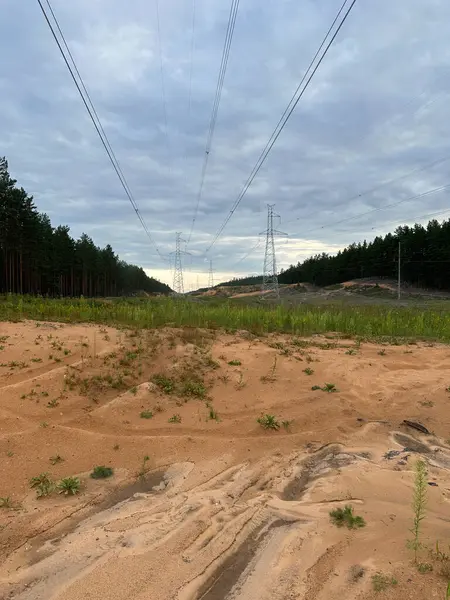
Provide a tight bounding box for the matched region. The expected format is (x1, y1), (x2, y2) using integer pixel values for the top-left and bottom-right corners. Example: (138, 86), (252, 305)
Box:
(37, 0), (167, 264)
(155, 0), (171, 164)
(187, 0), (196, 121)
(187, 0), (240, 244)
(285, 153), (450, 227)
(205, 0), (357, 253)
(289, 182), (450, 238)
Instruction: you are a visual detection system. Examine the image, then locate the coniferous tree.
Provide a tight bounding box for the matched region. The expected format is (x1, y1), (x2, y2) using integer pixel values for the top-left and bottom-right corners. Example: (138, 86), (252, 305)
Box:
(0, 157), (171, 296)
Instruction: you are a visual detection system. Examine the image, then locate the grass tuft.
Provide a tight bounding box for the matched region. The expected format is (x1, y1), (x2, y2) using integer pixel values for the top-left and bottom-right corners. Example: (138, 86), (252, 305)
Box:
(329, 505), (365, 529)
(57, 477), (81, 495)
(90, 465), (114, 479)
(257, 414), (280, 430)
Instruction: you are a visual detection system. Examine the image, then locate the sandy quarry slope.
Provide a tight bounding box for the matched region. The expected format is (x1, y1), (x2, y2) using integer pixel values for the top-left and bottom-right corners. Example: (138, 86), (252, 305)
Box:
(1, 321), (450, 599)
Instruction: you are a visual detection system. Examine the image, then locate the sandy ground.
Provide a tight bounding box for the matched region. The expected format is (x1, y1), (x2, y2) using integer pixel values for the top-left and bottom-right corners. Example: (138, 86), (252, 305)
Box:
(1, 321), (450, 599)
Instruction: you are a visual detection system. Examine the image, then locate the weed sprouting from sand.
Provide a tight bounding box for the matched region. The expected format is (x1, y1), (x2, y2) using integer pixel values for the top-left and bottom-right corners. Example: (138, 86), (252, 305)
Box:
(235, 372), (246, 390)
(0, 497), (14, 509)
(371, 573), (397, 592)
(57, 477), (81, 496)
(151, 373), (175, 394)
(49, 454), (64, 465)
(47, 398), (59, 408)
(329, 505), (365, 529)
(349, 564), (365, 582)
(168, 414), (181, 423)
(417, 562), (433, 573)
(408, 459), (427, 563)
(261, 356), (278, 383)
(138, 455), (150, 480)
(181, 379), (206, 399)
(206, 403), (219, 422)
(303, 367), (314, 375)
(30, 473), (55, 498)
(257, 414), (280, 430)
(282, 420), (292, 431)
(228, 359), (241, 366)
(312, 383), (338, 393)
(91, 466), (114, 479)
(346, 349), (357, 355)
(40, 421), (49, 428)
(140, 410), (153, 419)
(378, 349), (386, 356)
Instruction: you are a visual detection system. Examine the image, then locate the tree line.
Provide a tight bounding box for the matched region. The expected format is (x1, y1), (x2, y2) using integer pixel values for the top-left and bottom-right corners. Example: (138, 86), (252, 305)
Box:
(219, 219), (450, 290)
(279, 220), (450, 289)
(0, 157), (171, 296)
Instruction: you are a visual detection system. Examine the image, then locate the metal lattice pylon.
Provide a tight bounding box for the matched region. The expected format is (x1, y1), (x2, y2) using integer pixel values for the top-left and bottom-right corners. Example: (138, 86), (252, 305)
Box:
(260, 204), (286, 298)
(208, 259), (214, 289)
(171, 232), (189, 294)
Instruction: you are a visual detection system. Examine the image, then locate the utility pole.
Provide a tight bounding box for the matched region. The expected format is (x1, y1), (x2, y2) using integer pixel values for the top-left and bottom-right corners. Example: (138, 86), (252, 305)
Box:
(208, 259), (214, 289)
(397, 241), (401, 301)
(171, 232), (189, 295)
(260, 204), (287, 299)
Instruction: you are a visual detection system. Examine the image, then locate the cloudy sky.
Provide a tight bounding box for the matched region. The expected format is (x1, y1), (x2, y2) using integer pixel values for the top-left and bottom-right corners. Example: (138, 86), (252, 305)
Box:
(2, 0), (450, 289)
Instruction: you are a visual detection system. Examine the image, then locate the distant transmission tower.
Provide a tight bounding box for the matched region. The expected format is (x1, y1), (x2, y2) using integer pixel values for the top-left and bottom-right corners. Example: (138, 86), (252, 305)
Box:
(171, 232), (189, 294)
(260, 204), (287, 298)
(208, 259), (214, 289)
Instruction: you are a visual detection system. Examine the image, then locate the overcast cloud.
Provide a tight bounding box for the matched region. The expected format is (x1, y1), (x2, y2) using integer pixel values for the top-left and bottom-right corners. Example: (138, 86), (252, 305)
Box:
(2, 0), (450, 289)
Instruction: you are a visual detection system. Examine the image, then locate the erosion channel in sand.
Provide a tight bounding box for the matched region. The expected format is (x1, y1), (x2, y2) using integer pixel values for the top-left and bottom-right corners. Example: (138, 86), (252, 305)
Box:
(1, 321), (450, 599)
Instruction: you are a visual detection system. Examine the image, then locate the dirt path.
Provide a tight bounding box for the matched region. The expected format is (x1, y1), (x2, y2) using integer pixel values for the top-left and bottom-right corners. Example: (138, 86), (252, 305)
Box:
(1, 322), (450, 599)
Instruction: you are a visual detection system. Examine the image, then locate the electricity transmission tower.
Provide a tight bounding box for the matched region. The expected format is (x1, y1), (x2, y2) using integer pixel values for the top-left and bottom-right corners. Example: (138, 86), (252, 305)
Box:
(171, 233), (189, 294)
(260, 204), (286, 298)
(208, 259), (214, 289)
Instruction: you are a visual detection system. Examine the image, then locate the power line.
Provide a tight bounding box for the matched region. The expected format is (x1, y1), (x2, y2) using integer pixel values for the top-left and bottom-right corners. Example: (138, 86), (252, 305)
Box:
(205, 0), (357, 253)
(187, 0), (240, 244)
(187, 0), (196, 121)
(155, 0), (171, 163)
(37, 0), (167, 264)
(285, 153), (450, 227)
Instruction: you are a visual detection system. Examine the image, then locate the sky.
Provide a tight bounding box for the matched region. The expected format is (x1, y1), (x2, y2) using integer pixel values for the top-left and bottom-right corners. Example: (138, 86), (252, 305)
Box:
(2, 0), (450, 290)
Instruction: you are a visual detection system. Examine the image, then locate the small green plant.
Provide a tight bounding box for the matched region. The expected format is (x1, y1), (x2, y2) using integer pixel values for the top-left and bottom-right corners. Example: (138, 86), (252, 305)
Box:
(329, 505), (365, 529)
(446, 582), (450, 599)
(90, 465), (114, 479)
(151, 373), (175, 394)
(282, 420), (292, 430)
(345, 349), (357, 355)
(0, 496), (13, 508)
(47, 398), (59, 408)
(207, 405), (220, 421)
(57, 477), (81, 495)
(181, 380), (206, 398)
(138, 455), (150, 480)
(371, 573), (397, 592)
(303, 367), (314, 375)
(420, 400), (434, 408)
(30, 473), (54, 498)
(140, 410), (153, 419)
(323, 382), (337, 393)
(40, 421), (49, 428)
(257, 414), (280, 430)
(260, 356), (278, 383)
(168, 414), (181, 423)
(228, 359), (241, 366)
(408, 459), (428, 563)
(378, 349), (386, 356)
(130, 386), (138, 395)
(31, 357), (43, 363)
(153, 403), (164, 413)
(417, 562), (433, 573)
(312, 383), (338, 393)
(235, 372), (246, 390)
(6, 450), (13, 457)
(49, 454), (64, 465)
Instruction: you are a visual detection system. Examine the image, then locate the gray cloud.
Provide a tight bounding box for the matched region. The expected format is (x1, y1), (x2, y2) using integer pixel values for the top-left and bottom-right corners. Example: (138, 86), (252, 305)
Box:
(1, 0), (450, 289)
